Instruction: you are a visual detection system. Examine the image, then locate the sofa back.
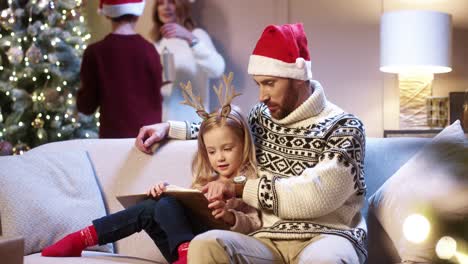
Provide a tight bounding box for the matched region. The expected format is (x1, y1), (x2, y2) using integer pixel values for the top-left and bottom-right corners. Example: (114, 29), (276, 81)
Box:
(363, 137), (429, 215)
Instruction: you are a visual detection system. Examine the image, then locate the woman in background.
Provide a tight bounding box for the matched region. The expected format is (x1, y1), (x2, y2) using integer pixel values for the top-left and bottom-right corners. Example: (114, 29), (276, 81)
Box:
(152, 0), (225, 122)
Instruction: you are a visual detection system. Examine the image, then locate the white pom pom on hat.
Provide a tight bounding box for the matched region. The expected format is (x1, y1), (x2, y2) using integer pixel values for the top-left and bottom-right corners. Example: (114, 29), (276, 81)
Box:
(248, 23), (313, 80)
(99, 0), (145, 18)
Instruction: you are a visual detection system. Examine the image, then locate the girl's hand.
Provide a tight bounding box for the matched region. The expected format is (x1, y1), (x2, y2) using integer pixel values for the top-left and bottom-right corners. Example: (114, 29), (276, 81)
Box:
(208, 200), (235, 226)
(160, 23), (194, 43)
(147, 182), (168, 198)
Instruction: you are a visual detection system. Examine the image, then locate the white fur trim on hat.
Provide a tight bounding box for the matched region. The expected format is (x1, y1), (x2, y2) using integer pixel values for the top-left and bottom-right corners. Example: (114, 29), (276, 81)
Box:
(247, 55), (312, 80)
(101, 1), (145, 18)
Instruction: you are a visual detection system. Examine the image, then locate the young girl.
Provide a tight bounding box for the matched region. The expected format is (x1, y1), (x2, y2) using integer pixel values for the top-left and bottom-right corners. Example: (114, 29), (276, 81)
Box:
(42, 75), (260, 264)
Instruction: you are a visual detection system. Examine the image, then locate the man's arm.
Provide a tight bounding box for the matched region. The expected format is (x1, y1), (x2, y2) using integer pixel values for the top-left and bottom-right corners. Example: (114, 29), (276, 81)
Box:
(166, 121), (201, 140)
(135, 121), (202, 154)
(242, 116), (366, 220)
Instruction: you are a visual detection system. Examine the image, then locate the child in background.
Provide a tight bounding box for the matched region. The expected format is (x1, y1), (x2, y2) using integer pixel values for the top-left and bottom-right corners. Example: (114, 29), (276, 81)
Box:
(42, 74), (261, 264)
(77, 0), (163, 138)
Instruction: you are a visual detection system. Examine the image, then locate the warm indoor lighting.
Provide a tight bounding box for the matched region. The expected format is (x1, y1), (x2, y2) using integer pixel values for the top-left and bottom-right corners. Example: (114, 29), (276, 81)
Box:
(403, 214), (431, 243)
(436, 236), (457, 260)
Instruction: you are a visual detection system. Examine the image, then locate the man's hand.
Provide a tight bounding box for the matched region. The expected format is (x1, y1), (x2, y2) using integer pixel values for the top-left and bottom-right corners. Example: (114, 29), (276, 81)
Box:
(147, 182), (169, 198)
(135, 123), (169, 154)
(202, 181), (236, 202)
(208, 200), (235, 226)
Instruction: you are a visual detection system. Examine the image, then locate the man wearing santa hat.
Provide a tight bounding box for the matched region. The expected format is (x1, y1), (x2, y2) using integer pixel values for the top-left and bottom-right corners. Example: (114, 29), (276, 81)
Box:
(136, 23), (367, 263)
(77, 0), (163, 138)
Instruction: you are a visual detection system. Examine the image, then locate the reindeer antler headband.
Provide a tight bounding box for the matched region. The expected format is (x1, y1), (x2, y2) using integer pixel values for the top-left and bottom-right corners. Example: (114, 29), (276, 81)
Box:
(179, 72), (241, 120)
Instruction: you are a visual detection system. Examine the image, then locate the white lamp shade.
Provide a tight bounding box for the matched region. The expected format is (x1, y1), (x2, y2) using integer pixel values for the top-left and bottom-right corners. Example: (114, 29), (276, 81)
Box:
(380, 10), (452, 74)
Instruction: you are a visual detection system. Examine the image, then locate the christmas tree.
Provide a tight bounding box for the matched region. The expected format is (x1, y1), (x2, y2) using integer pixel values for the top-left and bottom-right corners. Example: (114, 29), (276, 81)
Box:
(0, 0), (98, 155)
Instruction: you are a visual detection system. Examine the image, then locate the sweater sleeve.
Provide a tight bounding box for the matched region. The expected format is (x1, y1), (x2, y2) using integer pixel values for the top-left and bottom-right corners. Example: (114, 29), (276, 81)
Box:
(243, 116), (366, 220)
(77, 47), (99, 115)
(168, 120), (201, 140)
(76, 47), (99, 115)
(228, 199), (262, 234)
(191, 28), (225, 78)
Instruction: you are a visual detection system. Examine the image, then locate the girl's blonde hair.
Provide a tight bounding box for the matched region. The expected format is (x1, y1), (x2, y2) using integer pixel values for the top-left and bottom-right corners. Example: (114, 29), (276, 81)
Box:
(191, 108), (257, 189)
(151, 0), (195, 42)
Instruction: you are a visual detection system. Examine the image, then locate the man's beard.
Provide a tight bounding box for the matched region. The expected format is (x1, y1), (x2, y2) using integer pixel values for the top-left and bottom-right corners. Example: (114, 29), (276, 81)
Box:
(271, 87), (298, 119)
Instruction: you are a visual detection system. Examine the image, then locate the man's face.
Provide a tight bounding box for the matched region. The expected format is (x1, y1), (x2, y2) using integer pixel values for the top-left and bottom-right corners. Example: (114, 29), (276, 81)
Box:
(253, 75), (300, 119)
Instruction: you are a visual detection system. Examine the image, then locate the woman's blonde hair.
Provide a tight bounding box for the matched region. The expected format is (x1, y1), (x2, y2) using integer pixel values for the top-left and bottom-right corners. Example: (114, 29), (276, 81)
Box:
(191, 108), (257, 189)
(151, 0), (195, 42)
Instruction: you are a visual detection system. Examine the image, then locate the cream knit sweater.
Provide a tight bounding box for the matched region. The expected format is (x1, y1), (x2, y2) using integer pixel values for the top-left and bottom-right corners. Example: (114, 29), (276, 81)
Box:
(156, 28), (225, 123)
(168, 81), (367, 258)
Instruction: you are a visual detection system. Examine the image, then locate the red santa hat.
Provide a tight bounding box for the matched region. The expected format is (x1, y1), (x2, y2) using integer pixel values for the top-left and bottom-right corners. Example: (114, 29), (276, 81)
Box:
(248, 23), (312, 80)
(99, 0), (145, 18)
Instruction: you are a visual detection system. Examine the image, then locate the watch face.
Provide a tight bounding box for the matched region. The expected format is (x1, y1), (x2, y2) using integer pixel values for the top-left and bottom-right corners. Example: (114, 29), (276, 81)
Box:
(234, 175), (246, 184)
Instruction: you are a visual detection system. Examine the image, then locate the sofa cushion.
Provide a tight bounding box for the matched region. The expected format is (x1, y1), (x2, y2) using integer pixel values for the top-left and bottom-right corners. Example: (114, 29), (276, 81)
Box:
(0, 151), (113, 255)
(26, 251), (157, 264)
(369, 121), (468, 262)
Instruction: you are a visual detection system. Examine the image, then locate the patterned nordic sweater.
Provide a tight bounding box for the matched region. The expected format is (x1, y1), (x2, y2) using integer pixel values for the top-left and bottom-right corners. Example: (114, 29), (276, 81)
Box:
(168, 81), (367, 257)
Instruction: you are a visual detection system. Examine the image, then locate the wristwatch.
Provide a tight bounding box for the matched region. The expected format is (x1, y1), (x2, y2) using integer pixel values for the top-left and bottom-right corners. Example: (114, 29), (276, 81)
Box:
(189, 37), (199, 47)
(233, 175), (247, 198)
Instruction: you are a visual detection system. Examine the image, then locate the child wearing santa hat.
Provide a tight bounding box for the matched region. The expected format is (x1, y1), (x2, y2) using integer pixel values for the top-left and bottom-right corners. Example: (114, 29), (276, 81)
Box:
(76, 0), (163, 138)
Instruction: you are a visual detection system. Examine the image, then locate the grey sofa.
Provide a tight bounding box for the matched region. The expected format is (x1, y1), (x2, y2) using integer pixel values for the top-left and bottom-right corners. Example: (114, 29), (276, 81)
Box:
(0, 136), (430, 263)
(365, 137), (430, 264)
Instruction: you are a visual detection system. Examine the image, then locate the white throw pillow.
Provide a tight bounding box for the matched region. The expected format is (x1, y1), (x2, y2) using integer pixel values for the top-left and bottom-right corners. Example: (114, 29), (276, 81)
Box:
(0, 151), (113, 255)
(369, 121), (468, 262)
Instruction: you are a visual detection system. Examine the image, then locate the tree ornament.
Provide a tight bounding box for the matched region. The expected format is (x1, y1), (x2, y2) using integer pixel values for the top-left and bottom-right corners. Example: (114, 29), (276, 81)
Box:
(26, 44), (42, 64)
(32, 117), (45, 128)
(0, 106), (3, 123)
(36, 128), (47, 142)
(12, 143), (30, 155)
(0, 140), (13, 156)
(43, 87), (64, 111)
(43, 87), (59, 102)
(7, 46), (24, 65)
(0, 8), (14, 30)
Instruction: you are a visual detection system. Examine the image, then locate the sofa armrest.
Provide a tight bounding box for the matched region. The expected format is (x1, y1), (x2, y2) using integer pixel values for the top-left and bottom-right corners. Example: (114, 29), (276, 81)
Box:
(0, 236), (24, 264)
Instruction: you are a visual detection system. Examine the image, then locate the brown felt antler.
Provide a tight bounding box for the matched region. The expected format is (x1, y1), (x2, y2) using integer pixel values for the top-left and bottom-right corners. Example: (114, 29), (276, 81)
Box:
(179, 81), (209, 120)
(212, 72), (241, 117)
(179, 72), (241, 120)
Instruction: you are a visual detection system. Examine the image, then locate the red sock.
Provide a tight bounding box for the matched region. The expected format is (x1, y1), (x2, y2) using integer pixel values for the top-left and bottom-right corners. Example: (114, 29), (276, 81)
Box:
(173, 241), (190, 264)
(41, 225), (98, 257)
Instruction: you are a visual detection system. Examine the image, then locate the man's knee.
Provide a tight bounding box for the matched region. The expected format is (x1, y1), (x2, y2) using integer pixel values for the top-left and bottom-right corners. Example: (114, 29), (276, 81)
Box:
(188, 231), (229, 263)
(190, 230), (222, 249)
(298, 235), (361, 264)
